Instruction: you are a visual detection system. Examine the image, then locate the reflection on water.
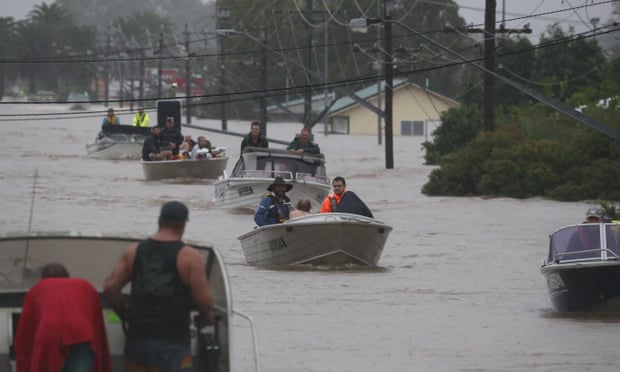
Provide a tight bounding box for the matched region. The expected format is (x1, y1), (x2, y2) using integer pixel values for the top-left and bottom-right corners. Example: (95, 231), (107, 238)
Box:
(1, 103), (619, 371)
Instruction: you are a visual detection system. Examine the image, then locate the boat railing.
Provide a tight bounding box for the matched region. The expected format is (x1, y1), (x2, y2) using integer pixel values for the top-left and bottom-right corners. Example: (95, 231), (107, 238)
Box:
(550, 248), (620, 264)
(294, 172), (330, 185)
(241, 170), (293, 180)
(231, 309), (260, 372)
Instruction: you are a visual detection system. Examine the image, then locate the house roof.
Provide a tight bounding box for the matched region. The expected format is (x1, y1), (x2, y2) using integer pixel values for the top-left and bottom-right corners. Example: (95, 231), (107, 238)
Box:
(267, 92), (335, 111)
(329, 78), (457, 115)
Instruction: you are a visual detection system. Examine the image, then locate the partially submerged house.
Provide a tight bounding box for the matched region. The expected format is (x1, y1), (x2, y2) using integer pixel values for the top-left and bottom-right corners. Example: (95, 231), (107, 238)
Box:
(329, 79), (459, 139)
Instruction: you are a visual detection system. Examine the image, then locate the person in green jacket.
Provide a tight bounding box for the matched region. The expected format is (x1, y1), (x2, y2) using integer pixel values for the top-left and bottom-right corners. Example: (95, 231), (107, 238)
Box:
(287, 127), (320, 154)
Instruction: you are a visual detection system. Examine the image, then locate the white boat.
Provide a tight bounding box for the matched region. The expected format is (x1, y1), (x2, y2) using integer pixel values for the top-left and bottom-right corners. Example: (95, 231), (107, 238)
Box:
(0, 231), (259, 371)
(540, 223), (620, 312)
(142, 156), (229, 181)
(238, 212), (392, 267)
(86, 125), (151, 160)
(214, 147), (330, 210)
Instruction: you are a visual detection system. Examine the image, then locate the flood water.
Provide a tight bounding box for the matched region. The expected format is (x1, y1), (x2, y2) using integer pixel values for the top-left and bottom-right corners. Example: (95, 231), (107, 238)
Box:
(1, 102), (619, 372)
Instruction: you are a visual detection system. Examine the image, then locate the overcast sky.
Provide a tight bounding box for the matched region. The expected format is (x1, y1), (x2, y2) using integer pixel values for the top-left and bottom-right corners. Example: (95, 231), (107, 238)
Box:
(1, 0), (615, 39)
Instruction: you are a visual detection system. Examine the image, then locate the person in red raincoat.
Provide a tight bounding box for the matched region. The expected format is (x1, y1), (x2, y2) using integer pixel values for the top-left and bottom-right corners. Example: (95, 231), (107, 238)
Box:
(15, 263), (112, 372)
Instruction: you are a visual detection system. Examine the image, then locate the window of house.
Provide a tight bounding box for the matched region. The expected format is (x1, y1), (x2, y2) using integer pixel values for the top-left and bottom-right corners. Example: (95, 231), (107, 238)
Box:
(331, 116), (349, 134)
(401, 120), (424, 136)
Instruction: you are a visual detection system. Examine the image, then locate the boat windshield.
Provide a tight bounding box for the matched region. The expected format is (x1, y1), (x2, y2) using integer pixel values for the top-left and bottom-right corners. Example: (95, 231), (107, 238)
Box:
(548, 224), (620, 263)
(231, 148), (328, 184)
(0, 235), (215, 292)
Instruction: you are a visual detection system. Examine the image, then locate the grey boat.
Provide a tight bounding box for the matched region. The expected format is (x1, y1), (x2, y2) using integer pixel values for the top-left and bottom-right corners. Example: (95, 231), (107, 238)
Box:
(142, 157), (228, 181)
(214, 147), (330, 210)
(238, 213), (392, 267)
(0, 231), (259, 372)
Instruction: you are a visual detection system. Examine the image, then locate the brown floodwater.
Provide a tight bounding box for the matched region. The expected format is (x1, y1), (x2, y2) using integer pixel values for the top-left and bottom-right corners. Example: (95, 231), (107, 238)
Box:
(1, 102), (618, 372)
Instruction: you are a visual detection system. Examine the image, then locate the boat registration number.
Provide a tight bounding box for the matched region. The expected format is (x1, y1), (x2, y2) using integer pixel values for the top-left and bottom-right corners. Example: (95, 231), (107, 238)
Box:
(269, 237), (287, 252)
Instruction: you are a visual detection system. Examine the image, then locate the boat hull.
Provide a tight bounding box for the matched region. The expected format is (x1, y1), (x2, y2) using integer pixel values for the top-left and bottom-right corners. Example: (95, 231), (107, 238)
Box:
(214, 177), (329, 210)
(238, 213), (392, 267)
(0, 232), (231, 371)
(541, 262), (620, 312)
(86, 141), (142, 160)
(142, 157), (228, 181)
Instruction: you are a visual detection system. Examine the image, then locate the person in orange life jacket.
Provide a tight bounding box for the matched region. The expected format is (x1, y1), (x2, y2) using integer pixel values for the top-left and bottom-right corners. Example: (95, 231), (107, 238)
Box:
(320, 176), (346, 213)
(254, 177), (292, 226)
(320, 176), (374, 218)
(102, 108), (120, 128)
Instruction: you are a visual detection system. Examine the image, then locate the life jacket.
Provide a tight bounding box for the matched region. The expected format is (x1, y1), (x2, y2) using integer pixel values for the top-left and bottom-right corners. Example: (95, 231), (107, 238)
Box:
(133, 112), (148, 127)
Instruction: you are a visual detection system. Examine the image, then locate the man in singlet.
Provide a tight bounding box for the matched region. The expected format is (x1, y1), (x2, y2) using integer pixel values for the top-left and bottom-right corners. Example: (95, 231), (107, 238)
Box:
(103, 201), (214, 371)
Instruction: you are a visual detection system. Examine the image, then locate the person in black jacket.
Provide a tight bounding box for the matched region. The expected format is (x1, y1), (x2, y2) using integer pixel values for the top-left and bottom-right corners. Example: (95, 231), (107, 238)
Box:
(159, 117), (183, 156)
(142, 127), (172, 161)
(240, 121), (268, 152)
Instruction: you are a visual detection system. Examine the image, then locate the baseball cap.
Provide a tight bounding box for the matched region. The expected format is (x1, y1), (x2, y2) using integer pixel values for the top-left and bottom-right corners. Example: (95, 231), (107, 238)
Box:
(160, 201), (189, 221)
(585, 207), (604, 218)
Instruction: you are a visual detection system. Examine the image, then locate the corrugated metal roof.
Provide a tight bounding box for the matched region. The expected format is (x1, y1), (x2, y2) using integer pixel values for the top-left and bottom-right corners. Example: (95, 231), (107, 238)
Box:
(329, 78), (409, 114)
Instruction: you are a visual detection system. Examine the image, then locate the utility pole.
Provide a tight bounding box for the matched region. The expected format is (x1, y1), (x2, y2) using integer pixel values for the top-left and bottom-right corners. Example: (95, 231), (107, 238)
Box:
(303, 0), (313, 128)
(129, 49), (135, 111)
(217, 5), (230, 131)
(483, 0), (496, 131)
(376, 0), (382, 145)
(105, 34), (110, 106)
(384, 0), (394, 169)
(139, 48), (145, 104)
(446, 0), (531, 131)
(184, 23), (192, 124)
(157, 26), (163, 99)
(259, 28), (268, 137)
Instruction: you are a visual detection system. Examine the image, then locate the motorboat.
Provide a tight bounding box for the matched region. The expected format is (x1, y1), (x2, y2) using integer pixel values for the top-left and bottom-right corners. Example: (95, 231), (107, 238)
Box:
(141, 156), (228, 181)
(0, 231), (260, 371)
(238, 212), (392, 267)
(540, 223), (620, 312)
(214, 147), (330, 211)
(86, 125), (151, 160)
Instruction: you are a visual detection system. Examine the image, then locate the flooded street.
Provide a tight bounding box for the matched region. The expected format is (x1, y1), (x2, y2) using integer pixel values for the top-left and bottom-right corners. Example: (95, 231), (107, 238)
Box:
(1, 102), (619, 371)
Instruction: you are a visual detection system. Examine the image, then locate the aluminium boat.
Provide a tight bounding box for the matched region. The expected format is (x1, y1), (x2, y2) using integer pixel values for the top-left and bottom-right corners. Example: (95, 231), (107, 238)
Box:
(238, 212), (392, 267)
(214, 147), (330, 211)
(0, 231), (259, 371)
(141, 156), (228, 181)
(86, 125), (151, 160)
